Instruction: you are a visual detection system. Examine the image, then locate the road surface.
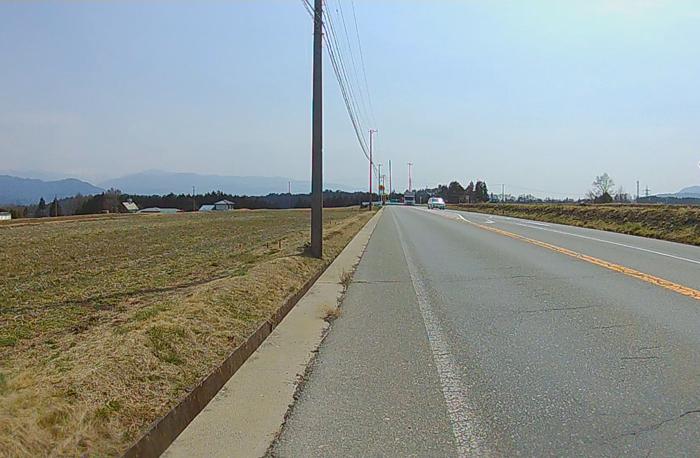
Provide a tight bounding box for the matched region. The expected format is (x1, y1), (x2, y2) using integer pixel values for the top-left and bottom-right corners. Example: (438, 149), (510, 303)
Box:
(271, 206), (700, 457)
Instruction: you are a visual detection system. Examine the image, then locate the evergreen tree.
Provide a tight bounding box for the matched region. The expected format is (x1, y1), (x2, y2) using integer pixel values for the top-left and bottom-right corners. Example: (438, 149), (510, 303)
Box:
(474, 181), (490, 202)
(49, 197), (62, 217)
(36, 197), (47, 217)
(465, 182), (475, 203)
(446, 181), (465, 204)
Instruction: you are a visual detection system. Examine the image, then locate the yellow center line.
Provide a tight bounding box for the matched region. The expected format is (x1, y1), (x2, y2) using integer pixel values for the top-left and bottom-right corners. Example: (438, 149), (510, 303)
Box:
(456, 214), (700, 302)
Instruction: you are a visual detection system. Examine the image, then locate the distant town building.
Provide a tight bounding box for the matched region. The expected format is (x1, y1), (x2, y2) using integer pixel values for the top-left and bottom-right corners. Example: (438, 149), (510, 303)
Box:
(122, 200), (139, 213)
(213, 200), (236, 211)
(138, 207), (181, 214)
(0, 212), (11, 221)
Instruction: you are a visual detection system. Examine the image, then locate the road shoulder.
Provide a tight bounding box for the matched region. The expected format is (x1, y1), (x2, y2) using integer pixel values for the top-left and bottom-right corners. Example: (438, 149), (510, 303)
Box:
(163, 210), (382, 458)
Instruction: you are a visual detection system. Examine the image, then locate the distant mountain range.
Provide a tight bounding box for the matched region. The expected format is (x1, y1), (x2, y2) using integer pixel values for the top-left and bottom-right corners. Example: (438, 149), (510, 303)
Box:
(0, 170), (357, 205)
(98, 170), (354, 196)
(2, 170), (698, 206)
(0, 175), (103, 205)
(657, 185), (700, 199)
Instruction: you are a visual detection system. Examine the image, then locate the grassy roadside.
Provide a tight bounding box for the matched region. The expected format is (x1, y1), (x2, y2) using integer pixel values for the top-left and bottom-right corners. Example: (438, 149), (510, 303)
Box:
(453, 203), (700, 246)
(0, 208), (373, 456)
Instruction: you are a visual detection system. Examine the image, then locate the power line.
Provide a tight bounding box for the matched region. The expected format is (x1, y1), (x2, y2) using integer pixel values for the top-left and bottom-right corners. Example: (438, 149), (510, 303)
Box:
(350, 0), (376, 127)
(322, 1), (373, 159)
(335, 0), (372, 130)
(322, 2), (366, 138)
(300, 0), (378, 176)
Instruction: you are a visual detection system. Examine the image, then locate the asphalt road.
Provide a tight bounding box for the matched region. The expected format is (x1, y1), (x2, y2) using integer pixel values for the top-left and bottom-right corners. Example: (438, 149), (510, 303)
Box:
(271, 206), (700, 457)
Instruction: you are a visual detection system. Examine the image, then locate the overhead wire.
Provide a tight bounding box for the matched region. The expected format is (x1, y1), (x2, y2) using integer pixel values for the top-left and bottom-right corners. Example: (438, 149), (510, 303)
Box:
(300, 0), (379, 178)
(350, 0), (377, 127)
(335, 0), (372, 130)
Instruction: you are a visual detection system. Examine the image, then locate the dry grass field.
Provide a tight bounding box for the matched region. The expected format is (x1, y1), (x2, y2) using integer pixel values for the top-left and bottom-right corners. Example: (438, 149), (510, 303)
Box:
(0, 208), (372, 456)
(454, 203), (700, 246)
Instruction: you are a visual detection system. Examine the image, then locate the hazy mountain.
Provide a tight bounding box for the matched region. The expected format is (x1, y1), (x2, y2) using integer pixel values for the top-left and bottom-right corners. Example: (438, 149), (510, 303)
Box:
(0, 175), (103, 205)
(0, 169), (71, 181)
(99, 170), (356, 195)
(658, 185), (700, 199)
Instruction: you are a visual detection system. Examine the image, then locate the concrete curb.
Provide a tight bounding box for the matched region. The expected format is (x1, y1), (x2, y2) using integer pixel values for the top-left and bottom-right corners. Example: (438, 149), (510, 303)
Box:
(122, 210), (382, 458)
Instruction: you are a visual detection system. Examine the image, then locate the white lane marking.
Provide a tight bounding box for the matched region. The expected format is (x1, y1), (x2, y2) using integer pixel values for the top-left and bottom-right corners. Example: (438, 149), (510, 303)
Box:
(394, 213), (488, 457)
(447, 209), (700, 267)
(519, 220), (550, 227)
(505, 222), (700, 266)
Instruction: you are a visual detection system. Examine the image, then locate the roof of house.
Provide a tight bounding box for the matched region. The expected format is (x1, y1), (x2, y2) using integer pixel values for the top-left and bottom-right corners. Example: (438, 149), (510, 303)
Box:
(199, 204), (215, 211)
(122, 201), (139, 211)
(214, 199), (235, 205)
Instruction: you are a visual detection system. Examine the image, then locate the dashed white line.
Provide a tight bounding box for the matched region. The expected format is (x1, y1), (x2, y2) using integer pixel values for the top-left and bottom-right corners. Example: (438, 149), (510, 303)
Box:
(509, 222), (700, 266)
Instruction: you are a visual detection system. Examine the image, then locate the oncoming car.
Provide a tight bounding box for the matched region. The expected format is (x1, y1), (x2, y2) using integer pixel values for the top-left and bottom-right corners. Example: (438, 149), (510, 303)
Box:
(427, 197), (446, 209)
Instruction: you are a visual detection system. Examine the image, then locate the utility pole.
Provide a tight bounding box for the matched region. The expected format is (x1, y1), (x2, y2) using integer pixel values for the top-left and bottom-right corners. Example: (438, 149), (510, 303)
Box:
(310, 0), (323, 258)
(288, 181), (292, 209)
(192, 186), (196, 212)
(407, 162), (413, 192)
(369, 129), (376, 210)
(388, 159), (392, 196)
(381, 175), (386, 204)
(502, 184), (505, 203)
(636, 180), (640, 202)
(377, 163), (382, 203)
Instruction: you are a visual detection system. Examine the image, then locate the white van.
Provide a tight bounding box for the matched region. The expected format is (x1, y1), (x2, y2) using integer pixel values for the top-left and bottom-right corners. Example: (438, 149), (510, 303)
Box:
(427, 197), (445, 209)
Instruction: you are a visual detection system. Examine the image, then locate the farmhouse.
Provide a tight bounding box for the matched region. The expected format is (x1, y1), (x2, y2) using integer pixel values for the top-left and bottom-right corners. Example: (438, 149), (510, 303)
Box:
(0, 212), (11, 221)
(213, 199), (235, 211)
(199, 200), (235, 212)
(122, 200), (139, 213)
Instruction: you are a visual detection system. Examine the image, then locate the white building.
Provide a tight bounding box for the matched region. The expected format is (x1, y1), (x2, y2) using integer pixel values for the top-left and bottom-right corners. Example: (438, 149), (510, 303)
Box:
(122, 200), (139, 213)
(213, 200), (235, 211)
(0, 212), (11, 221)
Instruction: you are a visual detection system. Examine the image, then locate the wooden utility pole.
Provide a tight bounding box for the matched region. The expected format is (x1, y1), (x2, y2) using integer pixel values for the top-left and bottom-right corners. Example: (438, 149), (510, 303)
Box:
(388, 159), (392, 196)
(368, 129), (376, 210)
(310, 0), (323, 258)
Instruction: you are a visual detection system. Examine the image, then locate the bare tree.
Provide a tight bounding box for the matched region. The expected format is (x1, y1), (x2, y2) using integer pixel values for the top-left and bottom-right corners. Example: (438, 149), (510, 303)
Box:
(591, 173), (615, 197)
(614, 186), (629, 203)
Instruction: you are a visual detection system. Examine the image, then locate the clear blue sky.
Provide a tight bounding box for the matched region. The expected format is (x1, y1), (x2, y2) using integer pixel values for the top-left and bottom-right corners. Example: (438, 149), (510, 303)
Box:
(1, 1), (699, 197)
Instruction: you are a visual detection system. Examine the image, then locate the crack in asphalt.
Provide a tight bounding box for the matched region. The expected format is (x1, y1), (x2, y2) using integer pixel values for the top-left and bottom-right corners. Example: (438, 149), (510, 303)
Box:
(617, 409), (700, 439)
(592, 324), (633, 330)
(517, 305), (601, 314)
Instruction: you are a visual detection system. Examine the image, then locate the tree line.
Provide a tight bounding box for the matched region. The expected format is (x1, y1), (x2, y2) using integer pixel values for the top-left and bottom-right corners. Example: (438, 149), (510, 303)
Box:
(396, 180), (490, 204)
(3, 189), (381, 218)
